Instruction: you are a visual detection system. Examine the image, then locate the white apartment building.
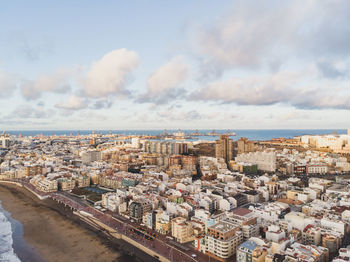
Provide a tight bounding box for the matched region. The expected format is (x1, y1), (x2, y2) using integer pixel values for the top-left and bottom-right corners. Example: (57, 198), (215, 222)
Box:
(284, 212), (315, 231)
(284, 242), (328, 262)
(301, 133), (350, 153)
(235, 151), (276, 172)
(81, 150), (102, 164)
(38, 178), (58, 192)
(334, 246), (350, 262)
(30, 175), (58, 192)
(308, 178), (333, 192)
(249, 202), (289, 222)
(0, 136), (11, 148)
(266, 225), (286, 243)
(307, 164), (328, 174)
(171, 217), (194, 243)
(320, 217), (345, 234)
(131, 137), (140, 148)
(102, 192), (126, 212)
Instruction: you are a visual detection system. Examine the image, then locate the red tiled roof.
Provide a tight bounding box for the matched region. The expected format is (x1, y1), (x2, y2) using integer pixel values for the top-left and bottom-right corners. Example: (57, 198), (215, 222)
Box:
(232, 207), (252, 216)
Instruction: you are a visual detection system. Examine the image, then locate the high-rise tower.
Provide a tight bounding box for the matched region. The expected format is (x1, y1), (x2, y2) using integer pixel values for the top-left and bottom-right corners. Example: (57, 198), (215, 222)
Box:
(215, 135), (233, 163)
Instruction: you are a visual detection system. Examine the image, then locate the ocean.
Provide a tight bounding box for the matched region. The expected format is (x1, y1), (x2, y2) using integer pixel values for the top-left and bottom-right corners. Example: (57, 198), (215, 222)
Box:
(5, 129), (348, 141)
(0, 202), (44, 262)
(0, 203), (21, 262)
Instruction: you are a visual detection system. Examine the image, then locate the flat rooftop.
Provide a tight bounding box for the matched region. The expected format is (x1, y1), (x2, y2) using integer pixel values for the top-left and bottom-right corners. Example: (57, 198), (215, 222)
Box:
(209, 221), (236, 233)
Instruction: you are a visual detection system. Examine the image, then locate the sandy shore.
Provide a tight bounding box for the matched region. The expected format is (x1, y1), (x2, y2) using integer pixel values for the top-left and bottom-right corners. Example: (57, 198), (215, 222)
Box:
(0, 184), (137, 262)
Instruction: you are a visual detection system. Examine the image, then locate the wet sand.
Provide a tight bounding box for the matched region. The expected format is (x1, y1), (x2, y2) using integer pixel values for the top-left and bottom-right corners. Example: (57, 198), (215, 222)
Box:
(0, 184), (137, 262)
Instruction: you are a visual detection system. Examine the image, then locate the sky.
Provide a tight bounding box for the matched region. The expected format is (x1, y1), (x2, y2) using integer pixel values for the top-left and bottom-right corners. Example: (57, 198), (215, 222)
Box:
(1, 0), (350, 130)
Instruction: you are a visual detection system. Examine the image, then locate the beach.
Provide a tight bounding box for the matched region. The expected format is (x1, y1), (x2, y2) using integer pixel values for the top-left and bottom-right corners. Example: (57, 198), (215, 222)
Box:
(0, 184), (140, 262)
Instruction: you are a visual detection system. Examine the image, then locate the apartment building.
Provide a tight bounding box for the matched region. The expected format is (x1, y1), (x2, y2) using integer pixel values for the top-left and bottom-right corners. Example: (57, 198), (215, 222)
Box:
(57, 178), (75, 191)
(155, 211), (171, 235)
(75, 176), (90, 188)
(129, 200), (152, 222)
(102, 192), (126, 212)
(235, 151), (276, 172)
(237, 137), (255, 154)
(30, 175), (58, 192)
(284, 242), (329, 262)
(228, 208), (259, 240)
(306, 164), (329, 174)
(215, 135), (233, 164)
(171, 217), (194, 243)
(322, 233), (342, 254)
(99, 175), (122, 189)
(25, 165), (43, 176)
(302, 224), (321, 245)
(236, 240), (267, 262)
(206, 221), (243, 260)
(81, 150), (101, 164)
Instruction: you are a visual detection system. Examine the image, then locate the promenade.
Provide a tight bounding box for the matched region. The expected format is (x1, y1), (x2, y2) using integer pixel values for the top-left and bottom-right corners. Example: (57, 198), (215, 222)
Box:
(51, 192), (204, 262)
(1, 178), (214, 262)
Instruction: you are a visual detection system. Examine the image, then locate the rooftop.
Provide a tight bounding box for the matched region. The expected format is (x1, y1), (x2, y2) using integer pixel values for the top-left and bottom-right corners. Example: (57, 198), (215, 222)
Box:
(232, 207), (252, 217)
(209, 221), (236, 233)
(239, 240), (258, 251)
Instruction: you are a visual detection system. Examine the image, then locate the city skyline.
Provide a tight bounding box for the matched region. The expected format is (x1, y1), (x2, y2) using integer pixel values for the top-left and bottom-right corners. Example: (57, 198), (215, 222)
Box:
(1, 0), (350, 130)
(2, 126), (350, 262)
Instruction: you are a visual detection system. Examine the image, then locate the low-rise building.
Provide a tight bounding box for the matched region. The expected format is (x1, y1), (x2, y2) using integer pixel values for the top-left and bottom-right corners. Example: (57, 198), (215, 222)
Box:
(171, 217), (194, 243)
(155, 210), (171, 235)
(236, 240), (267, 262)
(75, 176), (90, 188)
(302, 225), (321, 245)
(57, 178), (75, 191)
(129, 200), (152, 222)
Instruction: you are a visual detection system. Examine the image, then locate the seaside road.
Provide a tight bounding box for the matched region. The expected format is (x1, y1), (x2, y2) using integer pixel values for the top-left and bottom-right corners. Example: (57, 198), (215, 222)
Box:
(51, 192), (216, 262)
(90, 208), (198, 262)
(1, 180), (218, 262)
(6, 180), (217, 262)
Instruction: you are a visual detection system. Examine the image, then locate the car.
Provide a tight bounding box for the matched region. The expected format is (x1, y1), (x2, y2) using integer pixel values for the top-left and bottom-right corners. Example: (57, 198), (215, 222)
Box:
(191, 254), (197, 258)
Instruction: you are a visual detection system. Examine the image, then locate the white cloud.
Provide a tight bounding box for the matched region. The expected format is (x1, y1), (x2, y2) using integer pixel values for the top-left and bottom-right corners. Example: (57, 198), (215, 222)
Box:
(155, 109), (238, 122)
(148, 56), (188, 94)
(191, 69), (350, 110)
(55, 95), (87, 110)
(81, 48), (139, 98)
(193, 0), (350, 76)
(92, 99), (113, 109)
(77, 111), (108, 121)
(19, 49), (139, 103)
(11, 105), (55, 119)
(279, 111), (311, 121)
(20, 67), (76, 100)
(157, 109), (201, 121)
(139, 56), (189, 103)
(0, 70), (17, 98)
(295, 91), (350, 110)
(192, 70), (302, 105)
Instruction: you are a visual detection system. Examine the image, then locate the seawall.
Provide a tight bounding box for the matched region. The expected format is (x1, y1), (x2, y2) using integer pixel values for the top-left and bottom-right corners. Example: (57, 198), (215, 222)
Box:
(0, 180), (163, 262)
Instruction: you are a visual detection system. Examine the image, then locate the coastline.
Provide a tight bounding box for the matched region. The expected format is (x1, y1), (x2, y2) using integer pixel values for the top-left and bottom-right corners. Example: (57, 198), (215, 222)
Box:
(5, 129), (347, 142)
(0, 184), (155, 262)
(0, 204), (45, 262)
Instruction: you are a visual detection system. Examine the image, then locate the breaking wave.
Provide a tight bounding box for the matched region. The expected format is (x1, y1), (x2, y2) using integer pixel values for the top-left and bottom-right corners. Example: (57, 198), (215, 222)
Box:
(0, 203), (21, 262)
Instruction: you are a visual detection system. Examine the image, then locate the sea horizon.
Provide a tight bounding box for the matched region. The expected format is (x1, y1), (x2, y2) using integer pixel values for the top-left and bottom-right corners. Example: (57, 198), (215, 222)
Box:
(3, 128), (348, 131)
(4, 129), (348, 142)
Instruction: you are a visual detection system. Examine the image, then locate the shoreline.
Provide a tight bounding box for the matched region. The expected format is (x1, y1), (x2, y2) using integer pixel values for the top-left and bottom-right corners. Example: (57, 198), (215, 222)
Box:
(0, 204), (45, 262)
(0, 183), (156, 262)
